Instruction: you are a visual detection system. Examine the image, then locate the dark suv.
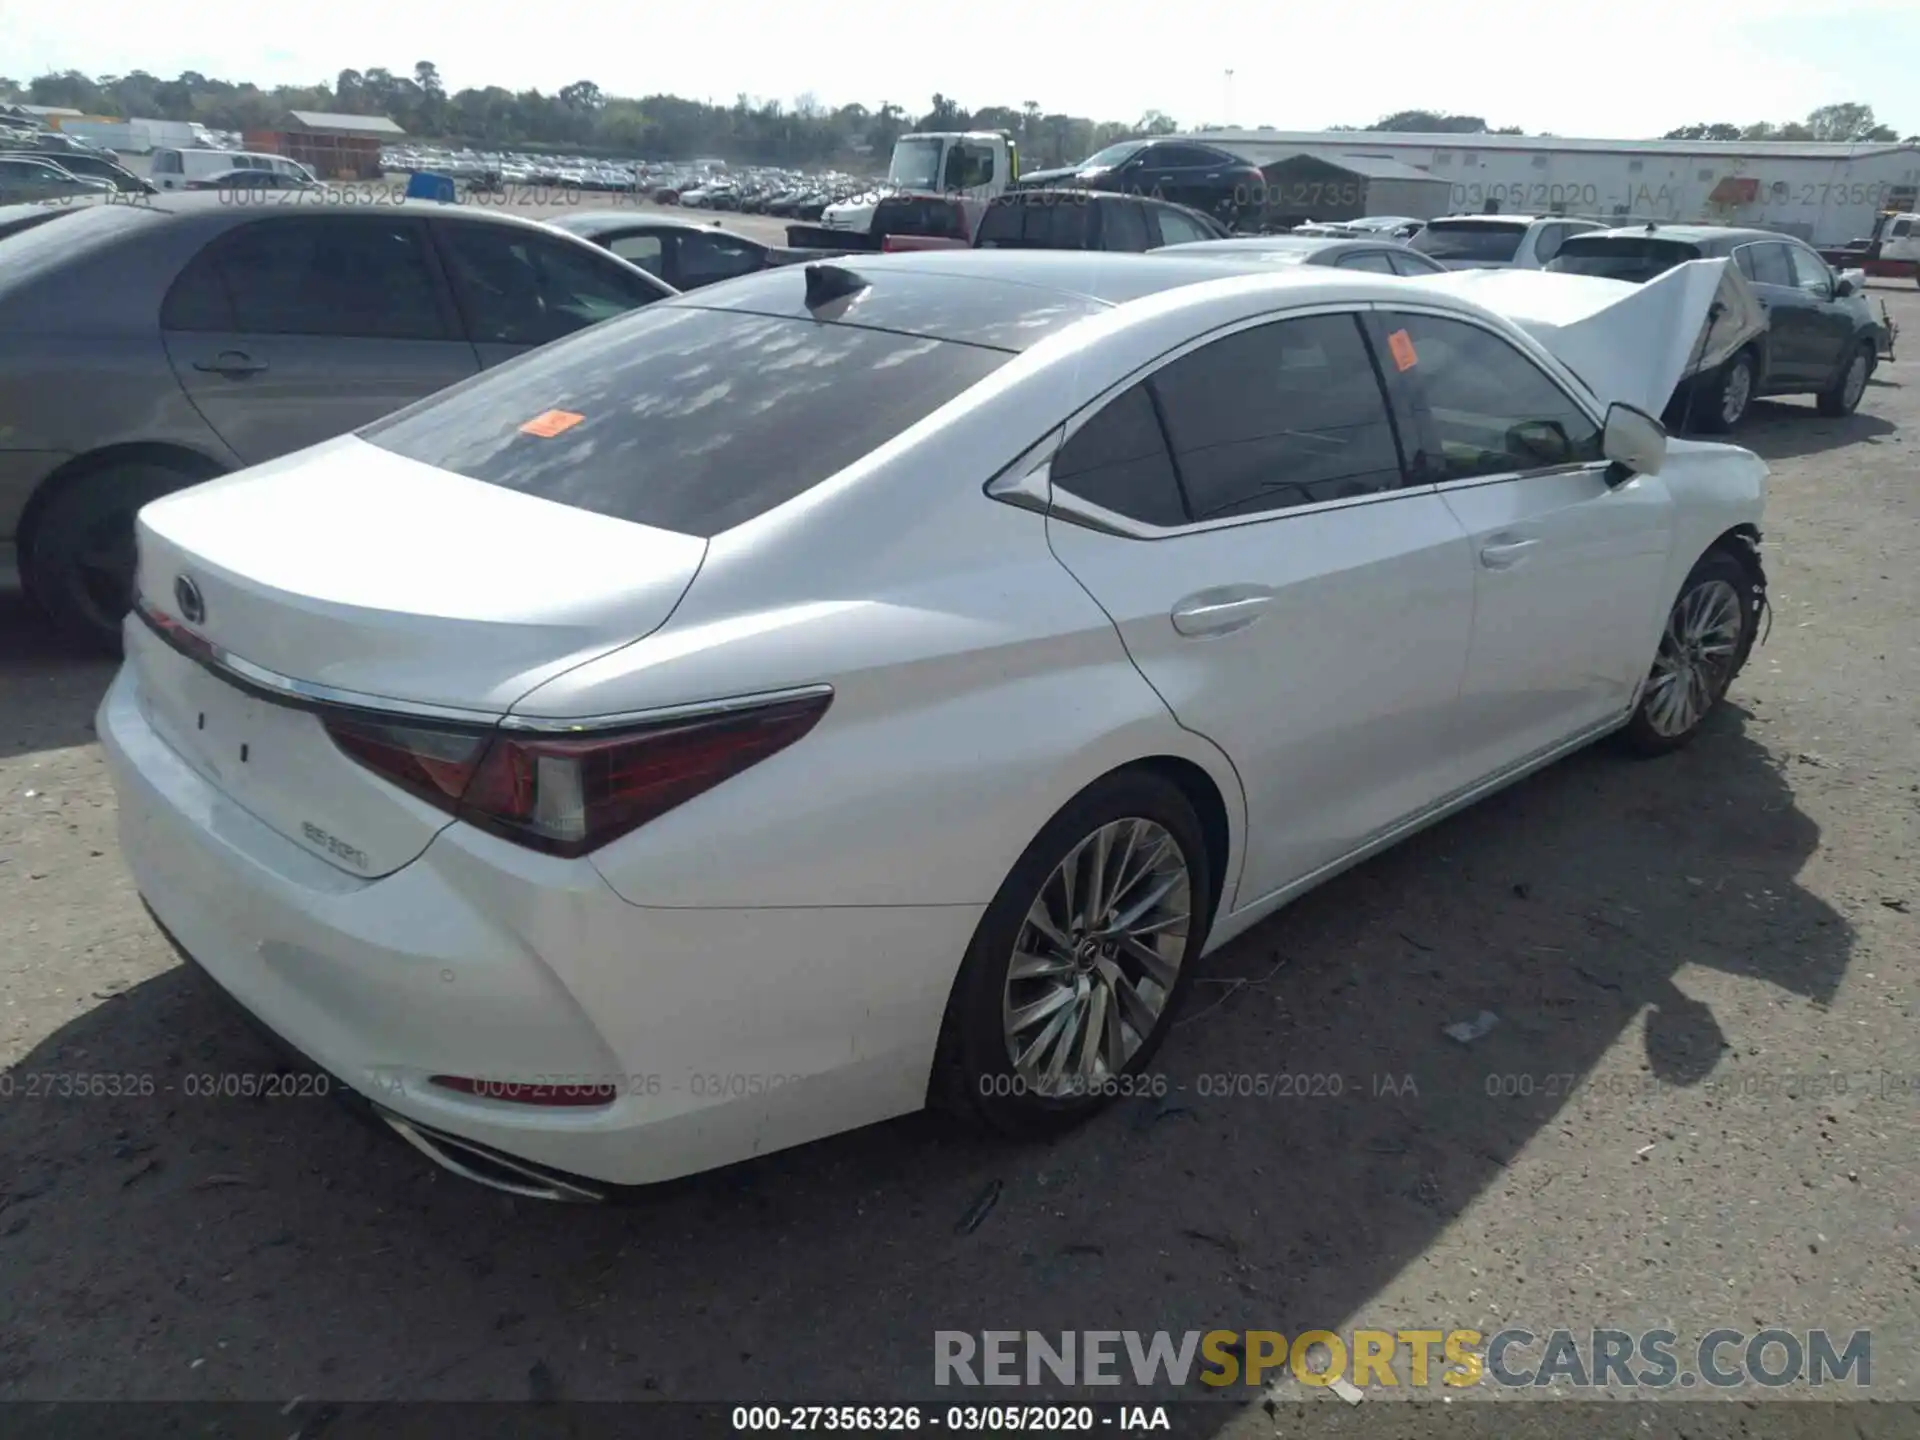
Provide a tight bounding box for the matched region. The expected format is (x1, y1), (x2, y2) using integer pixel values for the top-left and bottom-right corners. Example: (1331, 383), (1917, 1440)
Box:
(1014, 139), (1264, 229)
(974, 189), (1228, 251)
(1547, 224), (1891, 431)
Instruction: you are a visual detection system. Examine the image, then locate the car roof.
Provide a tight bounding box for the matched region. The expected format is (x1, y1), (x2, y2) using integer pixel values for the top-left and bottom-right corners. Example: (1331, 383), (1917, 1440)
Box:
(1426, 214), (1547, 226)
(674, 249), (1448, 353)
(1572, 224), (1784, 246)
(550, 211), (755, 236)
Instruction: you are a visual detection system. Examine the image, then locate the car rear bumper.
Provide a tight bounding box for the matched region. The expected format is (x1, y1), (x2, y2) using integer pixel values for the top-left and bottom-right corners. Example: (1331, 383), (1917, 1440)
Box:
(97, 660), (980, 1190)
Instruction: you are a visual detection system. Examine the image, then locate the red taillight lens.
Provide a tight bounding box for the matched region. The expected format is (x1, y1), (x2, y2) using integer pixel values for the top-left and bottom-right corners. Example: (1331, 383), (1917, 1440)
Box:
(322, 691), (831, 858)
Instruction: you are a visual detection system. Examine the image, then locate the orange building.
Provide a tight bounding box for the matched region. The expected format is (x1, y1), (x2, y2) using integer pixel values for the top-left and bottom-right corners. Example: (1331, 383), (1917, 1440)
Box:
(244, 110), (404, 181)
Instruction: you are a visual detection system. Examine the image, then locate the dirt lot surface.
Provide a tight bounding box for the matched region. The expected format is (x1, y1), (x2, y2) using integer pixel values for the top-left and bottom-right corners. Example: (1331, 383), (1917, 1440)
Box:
(0, 282), (1916, 1436)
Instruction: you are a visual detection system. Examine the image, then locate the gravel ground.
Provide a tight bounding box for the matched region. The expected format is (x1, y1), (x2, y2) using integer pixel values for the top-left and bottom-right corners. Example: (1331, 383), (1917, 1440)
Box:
(0, 283), (1915, 1437)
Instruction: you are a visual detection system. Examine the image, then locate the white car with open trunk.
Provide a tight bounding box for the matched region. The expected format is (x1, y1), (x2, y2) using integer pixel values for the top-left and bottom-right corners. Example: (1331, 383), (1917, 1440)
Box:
(102, 251), (1769, 1200)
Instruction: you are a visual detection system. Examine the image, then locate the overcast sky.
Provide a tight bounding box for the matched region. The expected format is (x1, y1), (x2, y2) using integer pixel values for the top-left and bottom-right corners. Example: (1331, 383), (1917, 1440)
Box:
(5, 0), (1916, 140)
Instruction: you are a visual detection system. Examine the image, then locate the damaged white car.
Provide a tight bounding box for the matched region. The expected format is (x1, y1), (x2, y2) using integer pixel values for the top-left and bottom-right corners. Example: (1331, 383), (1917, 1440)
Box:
(103, 250), (1768, 1200)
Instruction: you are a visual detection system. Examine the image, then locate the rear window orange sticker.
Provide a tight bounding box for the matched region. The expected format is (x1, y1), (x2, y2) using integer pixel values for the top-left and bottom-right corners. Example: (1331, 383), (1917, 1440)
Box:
(519, 409), (585, 438)
(1387, 329), (1418, 372)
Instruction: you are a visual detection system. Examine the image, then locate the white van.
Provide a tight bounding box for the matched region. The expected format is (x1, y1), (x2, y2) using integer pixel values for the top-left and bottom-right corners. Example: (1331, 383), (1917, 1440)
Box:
(149, 148), (315, 190)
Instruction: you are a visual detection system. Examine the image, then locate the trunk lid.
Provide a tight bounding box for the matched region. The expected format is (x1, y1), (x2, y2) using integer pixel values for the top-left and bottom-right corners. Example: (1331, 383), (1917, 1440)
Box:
(131, 434), (707, 876)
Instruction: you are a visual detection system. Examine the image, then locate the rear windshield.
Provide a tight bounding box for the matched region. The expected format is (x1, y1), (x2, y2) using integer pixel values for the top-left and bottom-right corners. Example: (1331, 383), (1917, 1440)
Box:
(1546, 237), (1703, 282)
(1409, 221), (1527, 263)
(976, 195), (1091, 249)
(359, 304), (1008, 537)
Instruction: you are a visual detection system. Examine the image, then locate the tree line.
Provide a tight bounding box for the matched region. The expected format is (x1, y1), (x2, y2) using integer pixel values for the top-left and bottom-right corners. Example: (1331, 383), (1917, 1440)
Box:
(1664, 102), (1910, 143)
(3, 69), (1911, 169)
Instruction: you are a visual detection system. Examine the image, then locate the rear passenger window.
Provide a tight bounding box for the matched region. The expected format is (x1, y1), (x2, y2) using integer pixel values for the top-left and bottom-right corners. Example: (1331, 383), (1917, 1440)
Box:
(1337, 250), (1398, 273)
(1746, 243), (1794, 287)
(1379, 312), (1602, 480)
(1100, 200), (1151, 252)
(1052, 384), (1185, 526)
(1148, 313), (1406, 521)
(183, 217), (451, 340)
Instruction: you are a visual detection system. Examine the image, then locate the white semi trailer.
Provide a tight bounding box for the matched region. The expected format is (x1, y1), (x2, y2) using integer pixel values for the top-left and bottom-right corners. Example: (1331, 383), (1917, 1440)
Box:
(1190, 130), (1920, 248)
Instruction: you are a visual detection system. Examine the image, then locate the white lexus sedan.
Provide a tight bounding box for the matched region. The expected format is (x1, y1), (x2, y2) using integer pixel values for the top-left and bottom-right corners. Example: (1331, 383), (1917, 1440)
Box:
(100, 251), (1769, 1201)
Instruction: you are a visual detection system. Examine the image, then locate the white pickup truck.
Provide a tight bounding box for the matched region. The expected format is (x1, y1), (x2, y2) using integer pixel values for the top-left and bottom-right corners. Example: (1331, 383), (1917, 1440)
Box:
(789, 131), (1019, 250)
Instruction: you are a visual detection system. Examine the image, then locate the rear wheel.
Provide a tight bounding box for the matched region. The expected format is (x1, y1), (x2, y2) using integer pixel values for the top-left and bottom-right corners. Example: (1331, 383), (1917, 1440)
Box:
(1694, 350), (1755, 433)
(1617, 550), (1758, 757)
(22, 462), (208, 652)
(933, 771), (1213, 1136)
(1816, 340), (1874, 416)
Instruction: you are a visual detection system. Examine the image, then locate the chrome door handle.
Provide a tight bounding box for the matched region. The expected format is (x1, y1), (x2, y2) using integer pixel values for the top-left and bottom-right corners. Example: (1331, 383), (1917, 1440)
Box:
(1479, 538), (1539, 568)
(1171, 587), (1273, 637)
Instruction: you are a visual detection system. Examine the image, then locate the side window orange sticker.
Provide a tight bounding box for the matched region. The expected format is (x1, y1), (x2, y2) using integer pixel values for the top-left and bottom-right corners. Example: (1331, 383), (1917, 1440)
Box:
(1387, 329), (1418, 372)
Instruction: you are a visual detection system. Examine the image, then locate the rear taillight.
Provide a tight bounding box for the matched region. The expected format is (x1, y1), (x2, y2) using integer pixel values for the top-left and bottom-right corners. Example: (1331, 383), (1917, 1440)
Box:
(322, 691), (830, 857)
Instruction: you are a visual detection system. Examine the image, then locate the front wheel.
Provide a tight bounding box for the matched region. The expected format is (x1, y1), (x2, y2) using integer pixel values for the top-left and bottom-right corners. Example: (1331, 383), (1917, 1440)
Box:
(933, 771), (1213, 1136)
(1694, 351), (1755, 433)
(1617, 550), (1758, 757)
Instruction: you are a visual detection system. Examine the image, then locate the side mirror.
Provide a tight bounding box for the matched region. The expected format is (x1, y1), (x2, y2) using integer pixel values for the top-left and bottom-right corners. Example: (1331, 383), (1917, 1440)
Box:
(1834, 275), (1856, 297)
(1602, 401), (1667, 480)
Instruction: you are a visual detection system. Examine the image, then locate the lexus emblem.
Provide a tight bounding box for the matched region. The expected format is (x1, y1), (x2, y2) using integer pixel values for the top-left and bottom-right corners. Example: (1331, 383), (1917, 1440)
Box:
(173, 574), (205, 626)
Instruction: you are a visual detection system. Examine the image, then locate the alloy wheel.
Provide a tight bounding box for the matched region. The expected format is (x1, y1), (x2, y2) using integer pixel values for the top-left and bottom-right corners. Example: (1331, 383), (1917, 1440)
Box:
(1644, 579), (1744, 738)
(1721, 360), (1753, 427)
(1843, 353), (1869, 410)
(1001, 817), (1191, 1097)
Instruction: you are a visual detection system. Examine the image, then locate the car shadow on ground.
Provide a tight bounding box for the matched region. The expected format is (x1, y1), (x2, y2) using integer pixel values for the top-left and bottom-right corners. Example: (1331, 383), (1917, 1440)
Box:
(0, 698), (1853, 1417)
(0, 586), (118, 762)
(1725, 402), (1897, 463)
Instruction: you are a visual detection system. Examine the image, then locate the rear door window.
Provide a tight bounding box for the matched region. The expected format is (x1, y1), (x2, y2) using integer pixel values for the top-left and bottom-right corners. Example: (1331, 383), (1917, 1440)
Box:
(166, 216), (453, 340)
(1745, 243), (1795, 287)
(359, 306), (1009, 538)
(434, 220), (669, 345)
(1336, 250), (1398, 273)
(1100, 199), (1151, 252)
(1148, 312), (1407, 521)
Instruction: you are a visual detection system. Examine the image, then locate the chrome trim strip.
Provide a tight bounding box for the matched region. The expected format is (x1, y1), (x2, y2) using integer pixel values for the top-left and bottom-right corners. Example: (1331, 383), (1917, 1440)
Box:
(499, 684), (836, 734)
(1048, 475), (1438, 541)
(1431, 460), (1616, 495)
(379, 1109), (606, 1203)
(135, 595), (834, 736)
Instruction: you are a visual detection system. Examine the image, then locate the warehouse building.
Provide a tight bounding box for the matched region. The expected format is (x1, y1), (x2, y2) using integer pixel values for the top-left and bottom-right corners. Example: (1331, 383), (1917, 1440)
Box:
(1190, 129), (1920, 245)
(243, 110), (405, 181)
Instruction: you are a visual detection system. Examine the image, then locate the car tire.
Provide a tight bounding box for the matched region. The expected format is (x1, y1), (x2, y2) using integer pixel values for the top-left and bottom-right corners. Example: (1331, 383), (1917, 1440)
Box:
(1693, 350), (1755, 434)
(22, 461), (209, 653)
(1617, 548), (1760, 758)
(931, 769), (1214, 1137)
(1816, 340), (1874, 417)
